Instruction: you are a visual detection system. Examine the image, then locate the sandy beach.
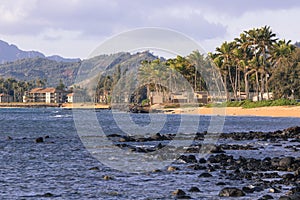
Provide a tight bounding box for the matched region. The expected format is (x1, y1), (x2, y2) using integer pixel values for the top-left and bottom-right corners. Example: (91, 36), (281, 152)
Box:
(164, 106), (300, 118)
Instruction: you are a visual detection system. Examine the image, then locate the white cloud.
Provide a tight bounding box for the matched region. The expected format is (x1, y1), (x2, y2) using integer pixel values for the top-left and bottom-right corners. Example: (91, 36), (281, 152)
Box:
(0, 0), (300, 58)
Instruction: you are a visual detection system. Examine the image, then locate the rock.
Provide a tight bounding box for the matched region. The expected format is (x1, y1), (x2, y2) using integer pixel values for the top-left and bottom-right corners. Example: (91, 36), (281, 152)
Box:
(103, 175), (113, 180)
(258, 195), (274, 199)
(199, 158), (206, 163)
(6, 136), (13, 140)
(35, 137), (44, 143)
(216, 182), (226, 186)
(269, 187), (281, 193)
(172, 189), (186, 196)
(188, 186), (201, 192)
(279, 157), (294, 168)
(167, 166), (179, 172)
(242, 186), (255, 193)
(42, 193), (54, 197)
(279, 193), (300, 200)
(219, 187), (245, 197)
(44, 135), (50, 139)
(178, 155), (197, 163)
(89, 166), (100, 171)
(172, 189), (191, 199)
(198, 172), (212, 178)
(157, 143), (164, 149)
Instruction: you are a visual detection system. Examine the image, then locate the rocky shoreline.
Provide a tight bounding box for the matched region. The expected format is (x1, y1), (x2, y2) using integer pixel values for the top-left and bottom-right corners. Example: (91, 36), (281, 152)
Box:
(104, 126), (300, 199)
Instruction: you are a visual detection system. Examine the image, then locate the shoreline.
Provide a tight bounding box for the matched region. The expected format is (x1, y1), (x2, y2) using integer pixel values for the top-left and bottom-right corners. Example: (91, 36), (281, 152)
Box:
(1, 102), (299, 118)
(163, 105), (300, 118)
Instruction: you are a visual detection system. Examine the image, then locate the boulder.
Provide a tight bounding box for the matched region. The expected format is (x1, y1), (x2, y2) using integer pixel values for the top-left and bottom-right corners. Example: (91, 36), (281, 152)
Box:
(198, 172), (212, 178)
(188, 186), (201, 192)
(219, 187), (245, 197)
(35, 137), (44, 143)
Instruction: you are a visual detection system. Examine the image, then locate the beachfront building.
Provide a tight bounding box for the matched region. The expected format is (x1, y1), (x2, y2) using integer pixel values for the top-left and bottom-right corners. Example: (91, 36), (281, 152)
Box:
(148, 91), (208, 104)
(23, 88), (67, 103)
(0, 93), (13, 103)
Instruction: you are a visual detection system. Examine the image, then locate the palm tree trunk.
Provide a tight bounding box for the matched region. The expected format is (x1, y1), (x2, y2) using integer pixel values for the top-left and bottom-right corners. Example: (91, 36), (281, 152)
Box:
(255, 71), (260, 101)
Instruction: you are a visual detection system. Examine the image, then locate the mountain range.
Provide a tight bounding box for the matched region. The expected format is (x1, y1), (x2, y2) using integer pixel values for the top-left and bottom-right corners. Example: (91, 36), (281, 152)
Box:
(0, 39), (158, 87)
(0, 40), (81, 64)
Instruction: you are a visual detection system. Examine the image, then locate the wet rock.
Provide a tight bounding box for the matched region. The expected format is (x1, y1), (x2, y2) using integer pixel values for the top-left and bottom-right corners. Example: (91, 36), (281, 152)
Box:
(198, 172), (212, 178)
(42, 193), (54, 197)
(178, 155), (197, 163)
(219, 187), (245, 197)
(44, 135), (50, 139)
(199, 158), (206, 164)
(167, 166), (179, 172)
(6, 136), (13, 140)
(172, 189), (191, 199)
(35, 137), (44, 143)
(279, 193), (300, 200)
(216, 182), (226, 186)
(279, 157), (294, 168)
(89, 166), (100, 171)
(103, 175), (113, 180)
(258, 195), (274, 199)
(172, 189), (186, 196)
(269, 187), (281, 193)
(188, 186), (201, 192)
(187, 164), (206, 170)
(242, 186), (255, 193)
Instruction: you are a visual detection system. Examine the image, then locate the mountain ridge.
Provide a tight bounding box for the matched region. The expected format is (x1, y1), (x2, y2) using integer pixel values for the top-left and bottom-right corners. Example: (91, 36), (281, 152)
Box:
(0, 40), (80, 64)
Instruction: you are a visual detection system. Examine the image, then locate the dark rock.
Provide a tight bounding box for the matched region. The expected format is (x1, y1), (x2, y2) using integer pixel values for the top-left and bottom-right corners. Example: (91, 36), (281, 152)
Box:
(178, 155), (197, 163)
(167, 166), (179, 172)
(269, 187), (281, 193)
(187, 164), (206, 170)
(279, 193), (300, 200)
(172, 189), (186, 196)
(198, 172), (212, 178)
(42, 193), (54, 197)
(216, 182), (226, 186)
(258, 195), (274, 200)
(199, 158), (206, 163)
(44, 135), (50, 139)
(279, 157), (294, 168)
(219, 187), (245, 197)
(89, 166), (100, 171)
(188, 186), (201, 192)
(6, 136), (13, 140)
(35, 137), (44, 143)
(242, 186), (255, 193)
(103, 175), (113, 180)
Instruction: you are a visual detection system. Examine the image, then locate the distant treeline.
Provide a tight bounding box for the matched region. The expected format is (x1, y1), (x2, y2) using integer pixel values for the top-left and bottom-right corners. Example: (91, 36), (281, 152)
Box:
(0, 78), (67, 102)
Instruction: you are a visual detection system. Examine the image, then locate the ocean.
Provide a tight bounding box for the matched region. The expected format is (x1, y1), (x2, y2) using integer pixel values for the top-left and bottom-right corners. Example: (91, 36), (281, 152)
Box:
(0, 108), (299, 199)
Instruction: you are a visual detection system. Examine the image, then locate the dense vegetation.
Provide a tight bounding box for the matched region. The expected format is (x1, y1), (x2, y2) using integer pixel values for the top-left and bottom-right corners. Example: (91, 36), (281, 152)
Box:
(211, 26), (300, 100)
(0, 78), (46, 102)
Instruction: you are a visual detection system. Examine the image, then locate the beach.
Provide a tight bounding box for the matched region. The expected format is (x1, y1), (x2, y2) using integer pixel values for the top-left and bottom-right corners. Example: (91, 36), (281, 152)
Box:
(163, 105), (300, 118)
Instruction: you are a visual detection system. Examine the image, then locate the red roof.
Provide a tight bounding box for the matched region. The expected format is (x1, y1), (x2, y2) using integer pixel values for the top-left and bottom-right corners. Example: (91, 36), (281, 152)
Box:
(29, 88), (65, 94)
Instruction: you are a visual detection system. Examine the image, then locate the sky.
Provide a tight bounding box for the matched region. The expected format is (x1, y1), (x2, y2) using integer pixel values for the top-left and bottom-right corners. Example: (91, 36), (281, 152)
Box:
(1, 0), (300, 59)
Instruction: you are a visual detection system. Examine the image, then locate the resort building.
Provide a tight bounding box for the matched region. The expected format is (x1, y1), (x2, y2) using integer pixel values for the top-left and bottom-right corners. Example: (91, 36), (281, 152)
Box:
(0, 93), (13, 103)
(23, 88), (67, 103)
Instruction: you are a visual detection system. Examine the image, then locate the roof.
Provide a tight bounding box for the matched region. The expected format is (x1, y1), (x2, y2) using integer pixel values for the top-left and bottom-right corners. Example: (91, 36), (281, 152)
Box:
(67, 93), (74, 97)
(29, 87), (66, 94)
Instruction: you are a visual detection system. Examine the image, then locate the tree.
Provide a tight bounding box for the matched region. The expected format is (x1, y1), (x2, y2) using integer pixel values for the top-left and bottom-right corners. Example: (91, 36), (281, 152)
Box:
(56, 79), (66, 90)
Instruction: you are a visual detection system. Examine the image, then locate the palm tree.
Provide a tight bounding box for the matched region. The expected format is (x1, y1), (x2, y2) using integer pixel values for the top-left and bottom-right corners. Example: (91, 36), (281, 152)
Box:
(187, 50), (205, 91)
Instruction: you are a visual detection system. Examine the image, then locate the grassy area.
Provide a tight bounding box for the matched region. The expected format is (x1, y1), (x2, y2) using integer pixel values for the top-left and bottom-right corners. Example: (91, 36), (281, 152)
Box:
(206, 99), (299, 109)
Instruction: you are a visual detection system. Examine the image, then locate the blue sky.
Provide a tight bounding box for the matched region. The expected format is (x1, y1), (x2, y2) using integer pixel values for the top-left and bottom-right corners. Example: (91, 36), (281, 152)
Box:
(1, 0), (299, 58)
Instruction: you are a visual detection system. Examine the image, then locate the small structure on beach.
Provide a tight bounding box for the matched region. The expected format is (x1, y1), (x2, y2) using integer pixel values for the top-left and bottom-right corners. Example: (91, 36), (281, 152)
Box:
(0, 93), (13, 103)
